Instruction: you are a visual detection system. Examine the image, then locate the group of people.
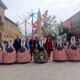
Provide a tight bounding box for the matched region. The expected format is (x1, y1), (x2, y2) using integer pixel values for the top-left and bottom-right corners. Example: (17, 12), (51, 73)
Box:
(0, 34), (80, 64)
(53, 36), (80, 61)
(13, 35), (53, 57)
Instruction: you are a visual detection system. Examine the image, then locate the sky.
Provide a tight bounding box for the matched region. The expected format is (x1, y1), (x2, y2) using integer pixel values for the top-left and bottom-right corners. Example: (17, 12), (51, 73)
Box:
(2, 0), (80, 34)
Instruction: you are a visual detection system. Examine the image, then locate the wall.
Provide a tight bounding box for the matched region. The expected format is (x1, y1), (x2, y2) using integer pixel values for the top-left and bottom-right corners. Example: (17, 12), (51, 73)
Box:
(0, 5), (5, 22)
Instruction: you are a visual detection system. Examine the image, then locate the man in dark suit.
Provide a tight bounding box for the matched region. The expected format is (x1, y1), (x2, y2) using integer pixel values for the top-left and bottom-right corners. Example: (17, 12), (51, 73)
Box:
(29, 37), (35, 54)
(13, 36), (21, 53)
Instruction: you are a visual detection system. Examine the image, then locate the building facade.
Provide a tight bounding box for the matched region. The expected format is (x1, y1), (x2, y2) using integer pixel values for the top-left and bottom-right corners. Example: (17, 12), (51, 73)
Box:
(63, 11), (80, 34)
(0, 0), (22, 42)
(63, 11), (80, 40)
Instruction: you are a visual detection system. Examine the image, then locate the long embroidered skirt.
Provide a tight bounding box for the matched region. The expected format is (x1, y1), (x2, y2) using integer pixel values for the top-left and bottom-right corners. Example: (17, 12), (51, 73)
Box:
(66, 48), (80, 61)
(16, 50), (31, 63)
(53, 49), (67, 61)
(3, 50), (16, 64)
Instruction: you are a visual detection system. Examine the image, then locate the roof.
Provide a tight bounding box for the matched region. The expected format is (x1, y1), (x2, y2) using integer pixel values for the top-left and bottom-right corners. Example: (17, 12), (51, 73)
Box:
(64, 11), (80, 22)
(5, 16), (18, 27)
(63, 11), (80, 29)
(0, 0), (7, 9)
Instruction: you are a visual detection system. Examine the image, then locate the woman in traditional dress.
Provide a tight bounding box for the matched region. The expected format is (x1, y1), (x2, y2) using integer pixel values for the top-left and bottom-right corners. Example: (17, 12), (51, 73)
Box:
(53, 36), (67, 61)
(66, 36), (80, 61)
(45, 36), (53, 60)
(3, 40), (16, 64)
(16, 39), (31, 63)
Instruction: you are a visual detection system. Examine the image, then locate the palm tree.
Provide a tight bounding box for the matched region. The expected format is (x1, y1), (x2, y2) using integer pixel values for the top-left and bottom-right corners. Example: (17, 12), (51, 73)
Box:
(26, 10), (37, 34)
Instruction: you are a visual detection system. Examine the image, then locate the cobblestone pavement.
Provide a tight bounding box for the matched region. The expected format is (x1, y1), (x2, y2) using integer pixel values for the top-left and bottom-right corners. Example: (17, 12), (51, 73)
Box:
(0, 61), (80, 80)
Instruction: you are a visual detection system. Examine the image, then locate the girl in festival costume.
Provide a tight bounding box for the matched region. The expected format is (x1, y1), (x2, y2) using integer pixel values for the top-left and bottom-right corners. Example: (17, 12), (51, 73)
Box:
(3, 40), (16, 64)
(53, 36), (67, 61)
(16, 39), (31, 63)
(66, 36), (80, 61)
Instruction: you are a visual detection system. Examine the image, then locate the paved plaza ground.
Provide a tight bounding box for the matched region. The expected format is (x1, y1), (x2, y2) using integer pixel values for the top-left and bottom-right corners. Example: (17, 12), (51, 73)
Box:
(0, 61), (80, 80)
